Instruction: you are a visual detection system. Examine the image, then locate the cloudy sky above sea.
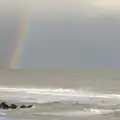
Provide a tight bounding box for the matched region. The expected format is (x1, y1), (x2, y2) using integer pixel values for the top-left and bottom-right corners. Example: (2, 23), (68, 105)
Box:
(0, 0), (120, 69)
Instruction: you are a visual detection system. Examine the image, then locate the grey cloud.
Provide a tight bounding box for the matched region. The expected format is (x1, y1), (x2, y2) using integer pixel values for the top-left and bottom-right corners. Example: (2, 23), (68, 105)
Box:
(21, 16), (120, 68)
(0, 14), (21, 69)
(0, 9), (120, 69)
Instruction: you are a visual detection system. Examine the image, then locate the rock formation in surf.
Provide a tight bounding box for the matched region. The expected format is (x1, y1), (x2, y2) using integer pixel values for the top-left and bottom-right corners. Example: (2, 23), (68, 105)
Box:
(10, 104), (18, 109)
(0, 102), (33, 109)
(0, 102), (9, 109)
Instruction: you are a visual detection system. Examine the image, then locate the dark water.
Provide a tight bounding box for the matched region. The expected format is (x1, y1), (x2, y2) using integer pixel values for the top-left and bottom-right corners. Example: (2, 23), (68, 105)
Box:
(0, 69), (120, 120)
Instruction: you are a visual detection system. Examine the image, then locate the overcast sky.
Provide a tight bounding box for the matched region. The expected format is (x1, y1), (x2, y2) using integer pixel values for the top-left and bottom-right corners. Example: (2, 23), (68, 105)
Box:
(0, 0), (120, 69)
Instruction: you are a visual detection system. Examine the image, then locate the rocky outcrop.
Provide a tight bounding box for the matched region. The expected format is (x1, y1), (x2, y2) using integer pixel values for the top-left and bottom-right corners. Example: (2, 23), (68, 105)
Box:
(10, 104), (18, 109)
(0, 102), (33, 110)
(0, 102), (9, 109)
(20, 105), (33, 108)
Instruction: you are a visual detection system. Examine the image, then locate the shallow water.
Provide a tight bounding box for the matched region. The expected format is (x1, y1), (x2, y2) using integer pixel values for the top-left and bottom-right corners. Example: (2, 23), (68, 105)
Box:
(0, 69), (120, 120)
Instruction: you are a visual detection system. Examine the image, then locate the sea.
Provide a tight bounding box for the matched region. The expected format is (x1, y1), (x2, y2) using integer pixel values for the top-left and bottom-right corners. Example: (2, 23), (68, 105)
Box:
(0, 69), (120, 120)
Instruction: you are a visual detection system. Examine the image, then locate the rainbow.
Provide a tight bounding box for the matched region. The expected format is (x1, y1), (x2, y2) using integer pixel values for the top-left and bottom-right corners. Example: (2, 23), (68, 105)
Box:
(9, 16), (29, 69)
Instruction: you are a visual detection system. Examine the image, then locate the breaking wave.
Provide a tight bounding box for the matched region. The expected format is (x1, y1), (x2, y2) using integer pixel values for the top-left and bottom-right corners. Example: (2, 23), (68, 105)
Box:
(0, 87), (120, 104)
(0, 87), (120, 118)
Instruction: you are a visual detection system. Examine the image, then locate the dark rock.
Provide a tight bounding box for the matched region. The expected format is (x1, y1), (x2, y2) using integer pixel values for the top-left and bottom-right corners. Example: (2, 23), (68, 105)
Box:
(20, 105), (27, 108)
(26, 105), (33, 108)
(0, 101), (34, 110)
(0, 102), (9, 109)
(10, 104), (18, 109)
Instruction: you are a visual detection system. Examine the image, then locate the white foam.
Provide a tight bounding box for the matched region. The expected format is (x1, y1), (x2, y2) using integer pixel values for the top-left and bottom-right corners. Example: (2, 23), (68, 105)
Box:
(0, 117), (32, 120)
(0, 112), (6, 115)
(0, 87), (120, 104)
(34, 108), (114, 117)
